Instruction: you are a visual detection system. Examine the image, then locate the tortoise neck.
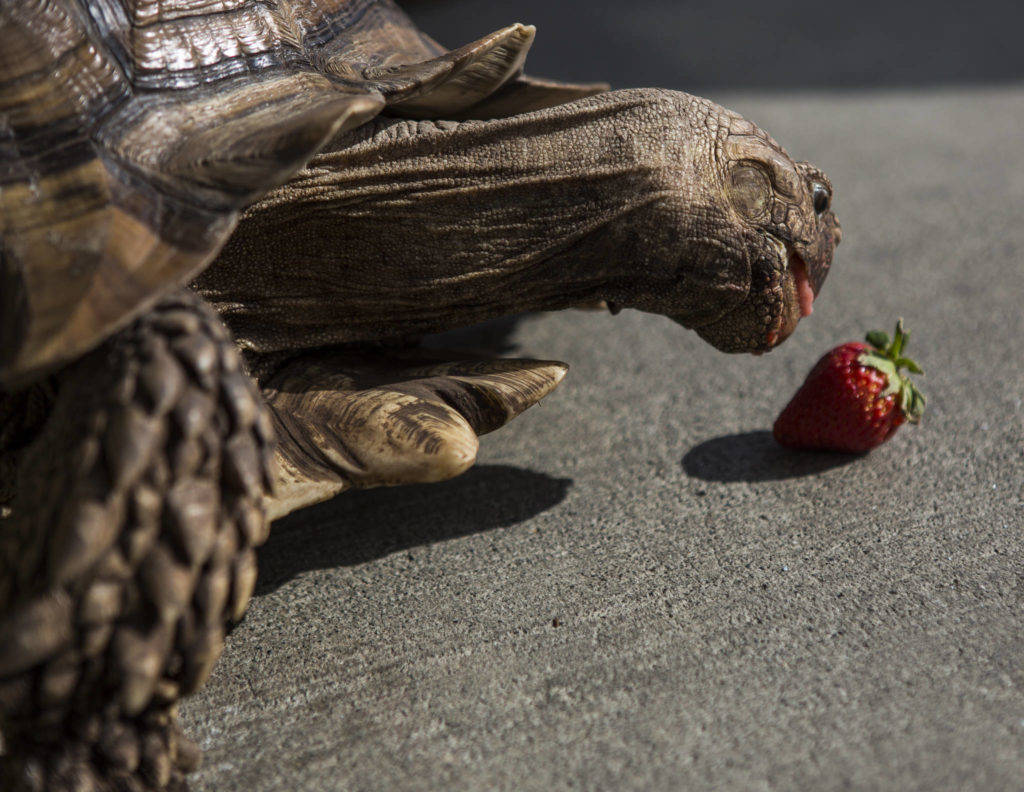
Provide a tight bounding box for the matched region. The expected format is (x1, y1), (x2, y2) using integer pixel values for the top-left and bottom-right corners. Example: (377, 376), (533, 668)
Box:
(199, 90), (715, 352)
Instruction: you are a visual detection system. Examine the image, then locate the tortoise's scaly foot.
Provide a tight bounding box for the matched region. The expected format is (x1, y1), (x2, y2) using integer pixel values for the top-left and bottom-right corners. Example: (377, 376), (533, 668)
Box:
(0, 291), (274, 791)
(6, 710), (199, 792)
(254, 348), (567, 519)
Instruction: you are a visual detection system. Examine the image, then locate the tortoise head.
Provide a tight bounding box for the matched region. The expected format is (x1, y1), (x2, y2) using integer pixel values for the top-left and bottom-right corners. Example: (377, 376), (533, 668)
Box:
(612, 95), (842, 354)
(693, 120), (841, 352)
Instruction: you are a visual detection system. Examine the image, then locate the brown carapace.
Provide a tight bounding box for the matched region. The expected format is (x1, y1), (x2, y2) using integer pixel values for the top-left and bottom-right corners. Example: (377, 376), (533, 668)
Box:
(0, 1), (839, 788)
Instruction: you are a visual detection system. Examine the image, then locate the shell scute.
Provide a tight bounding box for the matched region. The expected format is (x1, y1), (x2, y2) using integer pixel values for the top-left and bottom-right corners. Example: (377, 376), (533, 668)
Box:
(0, 1), (397, 384)
(1, 0), (595, 384)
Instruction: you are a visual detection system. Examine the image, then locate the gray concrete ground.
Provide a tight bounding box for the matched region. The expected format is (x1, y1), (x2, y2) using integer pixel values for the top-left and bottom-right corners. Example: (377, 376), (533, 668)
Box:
(180, 85), (1024, 791)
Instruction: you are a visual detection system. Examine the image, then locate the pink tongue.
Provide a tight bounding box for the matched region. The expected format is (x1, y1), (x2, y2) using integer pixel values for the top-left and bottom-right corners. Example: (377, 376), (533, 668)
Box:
(793, 257), (815, 317)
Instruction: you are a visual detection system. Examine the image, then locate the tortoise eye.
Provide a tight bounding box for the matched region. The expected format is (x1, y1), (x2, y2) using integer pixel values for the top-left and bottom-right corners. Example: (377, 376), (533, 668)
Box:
(812, 183), (831, 214)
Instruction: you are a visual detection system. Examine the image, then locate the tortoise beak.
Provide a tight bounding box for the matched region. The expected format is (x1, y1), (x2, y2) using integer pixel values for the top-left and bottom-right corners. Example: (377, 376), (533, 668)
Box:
(805, 211), (842, 297)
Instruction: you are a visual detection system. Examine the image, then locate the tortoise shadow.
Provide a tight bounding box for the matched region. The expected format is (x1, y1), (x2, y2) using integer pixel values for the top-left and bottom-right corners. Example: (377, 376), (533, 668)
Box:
(422, 314), (526, 356)
(255, 464), (572, 594)
(682, 430), (859, 483)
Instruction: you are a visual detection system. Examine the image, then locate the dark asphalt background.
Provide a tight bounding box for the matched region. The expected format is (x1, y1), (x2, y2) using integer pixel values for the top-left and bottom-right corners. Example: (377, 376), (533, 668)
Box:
(405, 0), (1024, 90)
(180, 3), (1024, 790)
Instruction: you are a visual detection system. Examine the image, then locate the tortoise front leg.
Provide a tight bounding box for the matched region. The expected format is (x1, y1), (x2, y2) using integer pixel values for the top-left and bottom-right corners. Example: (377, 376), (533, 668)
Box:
(253, 347), (567, 519)
(0, 291), (274, 791)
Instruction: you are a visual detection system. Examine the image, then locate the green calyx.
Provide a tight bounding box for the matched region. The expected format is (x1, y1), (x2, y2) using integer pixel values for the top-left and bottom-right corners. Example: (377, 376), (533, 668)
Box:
(858, 318), (926, 423)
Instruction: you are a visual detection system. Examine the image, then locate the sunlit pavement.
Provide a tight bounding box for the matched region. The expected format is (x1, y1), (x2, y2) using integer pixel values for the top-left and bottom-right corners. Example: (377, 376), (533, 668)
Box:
(180, 85), (1024, 792)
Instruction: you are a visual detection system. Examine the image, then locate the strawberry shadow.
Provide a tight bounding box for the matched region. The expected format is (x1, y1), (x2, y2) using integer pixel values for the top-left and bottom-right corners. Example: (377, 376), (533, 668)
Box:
(682, 430), (859, 483)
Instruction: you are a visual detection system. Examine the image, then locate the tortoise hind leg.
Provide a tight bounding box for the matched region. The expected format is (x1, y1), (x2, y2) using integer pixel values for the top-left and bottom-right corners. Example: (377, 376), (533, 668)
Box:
(253, 347), (567, 519)
(0, 291), (274, 791)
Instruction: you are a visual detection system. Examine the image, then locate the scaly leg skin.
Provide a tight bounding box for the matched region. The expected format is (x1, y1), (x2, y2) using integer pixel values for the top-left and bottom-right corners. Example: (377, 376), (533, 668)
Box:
(0, 290), (275, 791)
(253, 346), (568, 519)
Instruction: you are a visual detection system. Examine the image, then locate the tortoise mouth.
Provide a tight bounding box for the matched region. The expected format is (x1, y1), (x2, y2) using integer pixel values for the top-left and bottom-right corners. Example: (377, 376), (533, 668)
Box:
(764, 248), (815, 350)
(792, 253), (815, 318)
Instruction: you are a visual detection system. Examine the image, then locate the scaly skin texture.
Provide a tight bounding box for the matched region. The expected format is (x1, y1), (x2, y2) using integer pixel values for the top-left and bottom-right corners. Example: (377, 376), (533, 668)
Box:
(197, 88), (841, 356)
(0, 292), (274, 791)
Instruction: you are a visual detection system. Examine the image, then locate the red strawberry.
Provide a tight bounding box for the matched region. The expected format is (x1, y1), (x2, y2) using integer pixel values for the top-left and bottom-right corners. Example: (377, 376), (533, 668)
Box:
(773, 319), (925, 452)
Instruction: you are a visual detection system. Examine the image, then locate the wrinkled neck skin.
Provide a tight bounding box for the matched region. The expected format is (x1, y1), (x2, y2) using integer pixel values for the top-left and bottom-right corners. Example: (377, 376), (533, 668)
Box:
(198, 89), (747, 353)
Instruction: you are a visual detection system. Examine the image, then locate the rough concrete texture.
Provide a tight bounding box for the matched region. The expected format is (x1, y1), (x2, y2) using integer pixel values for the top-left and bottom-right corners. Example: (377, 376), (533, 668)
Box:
(179, 86), (1024, 791)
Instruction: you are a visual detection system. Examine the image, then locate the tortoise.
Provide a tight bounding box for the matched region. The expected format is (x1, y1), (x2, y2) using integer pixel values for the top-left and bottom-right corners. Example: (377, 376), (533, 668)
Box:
(0, 0), (841, 789)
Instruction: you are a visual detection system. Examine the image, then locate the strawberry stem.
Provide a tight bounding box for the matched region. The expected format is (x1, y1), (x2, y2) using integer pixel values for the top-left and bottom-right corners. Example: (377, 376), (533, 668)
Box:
(860, 318), (926, 423)
(866, 330), (890, 350)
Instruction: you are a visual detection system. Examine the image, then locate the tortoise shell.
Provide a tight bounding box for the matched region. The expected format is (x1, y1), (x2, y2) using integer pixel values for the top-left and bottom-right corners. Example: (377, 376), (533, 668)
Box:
(0, 0), (595, 386)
